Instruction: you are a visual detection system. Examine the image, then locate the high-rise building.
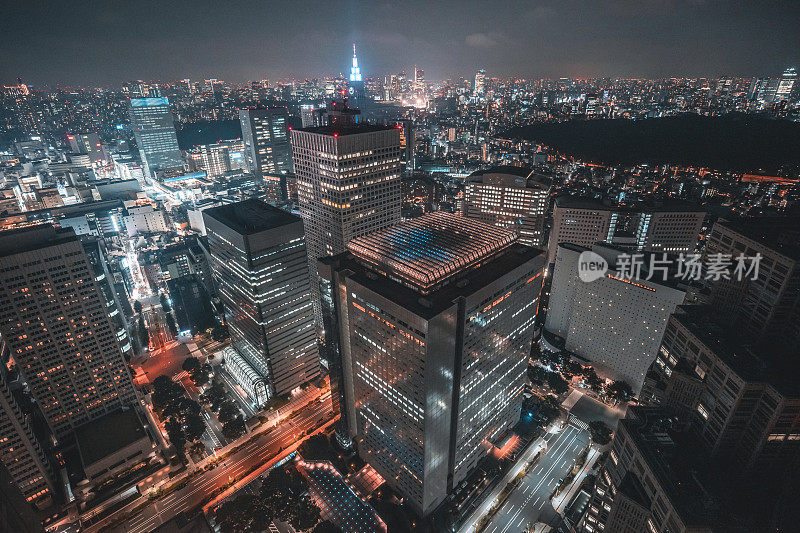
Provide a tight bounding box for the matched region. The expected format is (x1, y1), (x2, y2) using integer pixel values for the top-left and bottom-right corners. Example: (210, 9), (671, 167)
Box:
(0, 226), (138, 440)
(127, 97), (183, 178)
(318, 212), (545, 516)
(180, 78), (194, 95)
(548, 196), (705, 264)
(545, 243), (686, 392)
(0, 369), (53, 509)
(702, 217), (800, 345)
(463, 166), (551, 247)
(187, 139), (246, 179)
(578, 406), (736, 533)
(474, 69), (486, 95)
(82, 238), (133, 361)
(300, 104), (316, 128)
(750, 67), (797, 106)
(203, 199), (319, 404)
(290, 108), (401, 335)
(641, 306), (800, 472)
(414, 66), (424, 87)
(0, 462), (46, 533)
(348, 43), (365, 100)
(239, 107), (292, 201)
(775, 67), (797, 101)
(391, 120), (415, 173)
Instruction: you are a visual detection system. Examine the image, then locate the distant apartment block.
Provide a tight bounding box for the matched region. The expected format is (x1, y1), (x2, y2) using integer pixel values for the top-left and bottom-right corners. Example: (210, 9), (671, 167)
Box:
(463, 166), (551, 247)
(548, 196), (704, 263)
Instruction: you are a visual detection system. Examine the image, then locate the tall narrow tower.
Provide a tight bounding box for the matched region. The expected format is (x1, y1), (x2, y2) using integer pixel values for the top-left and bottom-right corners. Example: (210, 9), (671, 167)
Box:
(203, 200), (320, 404)
(348, 43), (365, 100)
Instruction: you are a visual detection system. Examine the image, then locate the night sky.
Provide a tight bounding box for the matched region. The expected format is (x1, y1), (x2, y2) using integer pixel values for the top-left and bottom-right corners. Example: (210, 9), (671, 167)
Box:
(1, 0), (798, 87)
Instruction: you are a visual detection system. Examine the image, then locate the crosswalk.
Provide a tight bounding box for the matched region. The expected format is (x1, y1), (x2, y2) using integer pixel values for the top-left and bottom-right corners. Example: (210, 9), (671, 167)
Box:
(569, 415), (589, 431)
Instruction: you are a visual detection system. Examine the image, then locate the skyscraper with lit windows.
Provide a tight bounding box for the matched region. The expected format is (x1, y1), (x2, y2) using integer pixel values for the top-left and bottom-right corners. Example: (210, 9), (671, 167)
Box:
(0, 368), (53, 509)
(474, 69), (486, 95)
(319, 212), (545, 515)
(239, 107), (292, 202)
(127, 97), (183, 178)
(463, 166), (551, 246)
(290, 106), (401, 337)
(203, 199), (319, 404)
(0, 225), (138, 441)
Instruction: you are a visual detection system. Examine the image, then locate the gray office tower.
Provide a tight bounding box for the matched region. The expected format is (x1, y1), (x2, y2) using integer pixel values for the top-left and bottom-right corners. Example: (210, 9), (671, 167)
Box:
(291, 112), (401, 341)
(0, 226), (137, 440)
(203, 199), (319, 406)
(318, 212), (545, 516)
(127, 97), (183, 178)
(239, 108), (292, 202)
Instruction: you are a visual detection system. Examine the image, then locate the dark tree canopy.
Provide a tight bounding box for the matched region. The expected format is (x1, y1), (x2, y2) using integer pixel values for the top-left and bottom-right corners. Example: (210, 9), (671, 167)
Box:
(505, 114), (800, 174)
(607, 380), (634, 402)
(589, 420), (613, 445)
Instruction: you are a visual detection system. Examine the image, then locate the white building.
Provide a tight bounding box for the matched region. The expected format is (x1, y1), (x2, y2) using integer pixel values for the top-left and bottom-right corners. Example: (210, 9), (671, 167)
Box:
(545, 243), (686, 393)
(123, 204), (171, 235)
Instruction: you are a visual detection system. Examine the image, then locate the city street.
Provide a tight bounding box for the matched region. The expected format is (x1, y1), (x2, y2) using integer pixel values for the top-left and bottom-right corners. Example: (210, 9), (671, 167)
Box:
(481, 423), (590, 533)
(483, 424), (589, 533)
(83, 396), (334, 533)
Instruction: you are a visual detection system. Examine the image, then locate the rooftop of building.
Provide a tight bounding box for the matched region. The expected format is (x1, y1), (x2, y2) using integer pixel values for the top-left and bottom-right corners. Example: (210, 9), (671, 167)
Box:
(325, 241), (543, 319)
(554, 194), (705, 213)
(556, 242), (690, 291)
(714, 217), (800, 261)
(0, 224), (78, 257)
(620, 406), (728, 528)
(75, 408), (148, 466)
(467, 166), (552, 187)
(346, 212), (517, 293)
(671, 305), (800, 396)
(203, 198), (299, 235)
(297, 123), (397, 136)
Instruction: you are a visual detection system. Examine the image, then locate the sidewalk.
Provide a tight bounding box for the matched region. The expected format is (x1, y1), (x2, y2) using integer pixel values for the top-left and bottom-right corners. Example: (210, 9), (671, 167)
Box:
(551, 446), (600, 514)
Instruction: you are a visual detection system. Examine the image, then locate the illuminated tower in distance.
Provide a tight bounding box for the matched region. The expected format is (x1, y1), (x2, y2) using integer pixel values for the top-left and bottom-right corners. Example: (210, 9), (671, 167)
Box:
(348, 43), (365, 100)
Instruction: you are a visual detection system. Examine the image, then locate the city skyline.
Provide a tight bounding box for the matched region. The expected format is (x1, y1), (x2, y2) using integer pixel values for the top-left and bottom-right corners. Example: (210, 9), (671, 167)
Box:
(2, 1), (799, 86)
(1, 5), (799, 531)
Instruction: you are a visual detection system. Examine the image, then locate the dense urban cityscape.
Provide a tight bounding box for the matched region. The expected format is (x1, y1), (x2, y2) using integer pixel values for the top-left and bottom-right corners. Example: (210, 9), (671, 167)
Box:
(1, 2), (799, 533)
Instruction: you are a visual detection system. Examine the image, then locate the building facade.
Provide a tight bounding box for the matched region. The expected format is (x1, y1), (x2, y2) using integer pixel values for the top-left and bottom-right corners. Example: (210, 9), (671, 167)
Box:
(319, 213), (545, 515)
(291, 119), (401, 338)
(128, 97), (183, 178)
(545, 243), (686, 392)
(239, 107), (292, 200)
(204, 200), (319, 403)
(0, 226), (137, 440)
(579, 407), (726, 533)
(548, 196), (705, 264)
(641, 306), (800, 472)
(702, 217), (800, 346)
(187, 139), (246, 179)
(463, 166), (551, 247)
(0, 370), (53, 508)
